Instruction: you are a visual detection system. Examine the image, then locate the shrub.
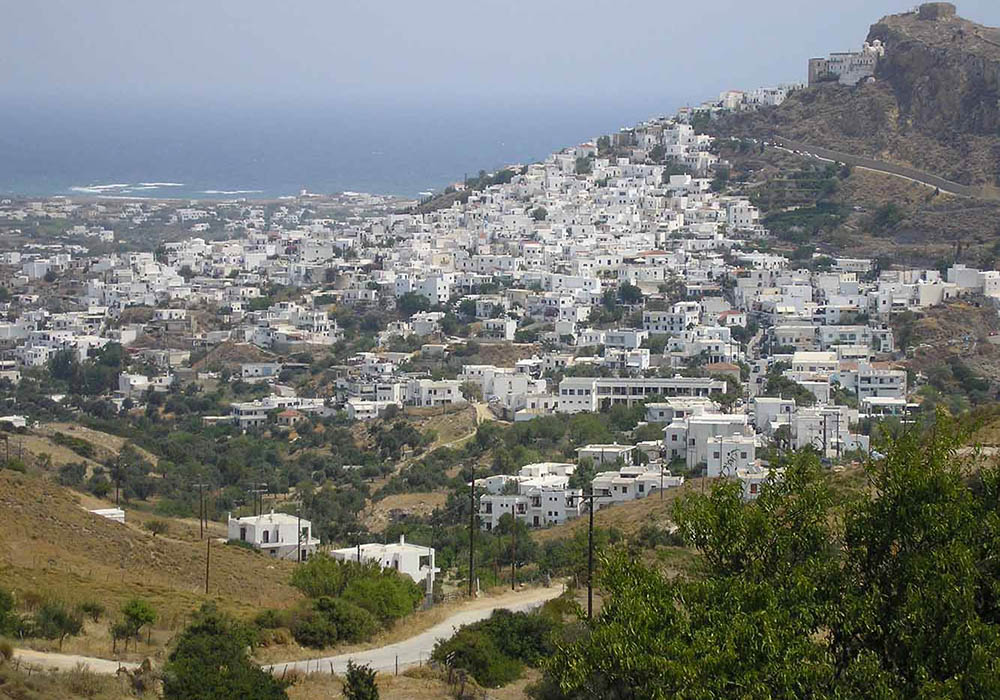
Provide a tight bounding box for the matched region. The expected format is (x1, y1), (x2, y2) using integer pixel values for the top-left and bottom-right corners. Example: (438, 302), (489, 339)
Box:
(0, 640), (12, 661)
(344, 660), (379, 700)
(253, 609), (288, 630)
(163, 602), (287, 700)
(315, 597), (377, 644)
(290, 597), (377, 648)
(432, 628), (523, 687)
(144, 519), (169, 537)
(342, 574), (422, 626)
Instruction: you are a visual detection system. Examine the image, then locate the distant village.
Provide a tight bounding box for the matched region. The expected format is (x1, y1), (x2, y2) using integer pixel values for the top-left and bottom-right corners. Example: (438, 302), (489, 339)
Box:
(2, 39), (993, 539)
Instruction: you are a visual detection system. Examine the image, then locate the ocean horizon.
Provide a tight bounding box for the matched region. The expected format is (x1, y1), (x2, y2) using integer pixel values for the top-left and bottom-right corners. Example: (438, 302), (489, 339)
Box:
(0, 95), (681, 201)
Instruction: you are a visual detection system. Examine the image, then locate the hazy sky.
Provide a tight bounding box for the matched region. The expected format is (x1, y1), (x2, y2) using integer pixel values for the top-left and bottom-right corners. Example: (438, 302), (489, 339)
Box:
(5, 0), (1000, 109)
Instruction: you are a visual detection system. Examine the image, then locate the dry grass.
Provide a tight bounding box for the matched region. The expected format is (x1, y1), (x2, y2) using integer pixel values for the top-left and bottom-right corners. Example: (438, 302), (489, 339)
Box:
(15, 432), (101, 471)
(362, 491), (448, 532)
(0, 661), (144, 700)
(531, 479), (700, 544)
(0, 471), (304, 659)
(41, 423), (160, 466)
(285, 662), (541, 699)
(405, 404), (478, 447)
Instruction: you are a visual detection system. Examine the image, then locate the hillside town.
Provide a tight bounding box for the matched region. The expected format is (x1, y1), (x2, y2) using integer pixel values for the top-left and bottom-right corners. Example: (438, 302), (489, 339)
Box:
(1, 99), (991, 535)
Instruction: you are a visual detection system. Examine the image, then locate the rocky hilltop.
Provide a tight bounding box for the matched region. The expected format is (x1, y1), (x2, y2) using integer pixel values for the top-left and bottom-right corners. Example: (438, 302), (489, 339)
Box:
(869, 2), (1000, 140)
(715, 3), (1000, 189)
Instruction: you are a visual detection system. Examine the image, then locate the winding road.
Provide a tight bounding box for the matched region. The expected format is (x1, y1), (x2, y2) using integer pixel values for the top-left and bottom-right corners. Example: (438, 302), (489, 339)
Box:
(9, 584), (564, 677)
(264, 585), (563, 676)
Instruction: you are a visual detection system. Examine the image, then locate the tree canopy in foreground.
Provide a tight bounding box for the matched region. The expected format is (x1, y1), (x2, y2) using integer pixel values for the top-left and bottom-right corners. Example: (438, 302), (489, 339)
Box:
(540, 414), (1000, 699)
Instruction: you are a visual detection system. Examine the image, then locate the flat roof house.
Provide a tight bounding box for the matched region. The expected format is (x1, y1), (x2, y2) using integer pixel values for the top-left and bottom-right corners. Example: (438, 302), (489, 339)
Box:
(227, 510), (320, 562)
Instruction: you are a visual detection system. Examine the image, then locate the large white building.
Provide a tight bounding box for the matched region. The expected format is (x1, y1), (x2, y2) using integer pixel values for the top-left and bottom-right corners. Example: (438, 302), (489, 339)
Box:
(227, 510), (320, 562)
(477, 462), (584, 530)
(329, 535), (438, 591)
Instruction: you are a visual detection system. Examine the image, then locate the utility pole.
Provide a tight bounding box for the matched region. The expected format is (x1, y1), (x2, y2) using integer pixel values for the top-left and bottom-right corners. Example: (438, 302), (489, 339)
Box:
(114, 453), (122, 507)
(2, 435), (8, 465)
(248, 483), (268, 517)
(348, 530), (365, 564)
(193, 482), (209, 539)
(822, 413), (828, 458)
(834, 411), (841, 459)
(296, 508), (302, 563)
(510, 502), (516, 591)
(204, 537), (211, 595)
(468, 470), (476, 598)
(581, 489), (607, 621)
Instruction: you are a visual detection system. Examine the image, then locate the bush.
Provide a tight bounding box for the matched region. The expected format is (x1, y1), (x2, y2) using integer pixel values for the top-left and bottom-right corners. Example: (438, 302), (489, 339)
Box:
(433, 628), (523, 687)
(344, 660), (379, 700)
(253, 609), (288, 630)
(144, 519), (169, 537)
(290, 597), (377, 648)
(342, 574), (422, 626)
(163, 602), (287, 700)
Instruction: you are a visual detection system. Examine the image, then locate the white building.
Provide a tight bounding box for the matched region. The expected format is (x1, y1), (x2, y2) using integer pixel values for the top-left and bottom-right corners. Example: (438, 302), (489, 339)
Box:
(330, 535), (438, 590)
(227, 510), (320, 562)
(592, 465), (684, 504)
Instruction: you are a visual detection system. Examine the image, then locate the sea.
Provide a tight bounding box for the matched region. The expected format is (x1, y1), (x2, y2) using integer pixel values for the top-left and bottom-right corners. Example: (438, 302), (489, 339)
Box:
(0, 97), (678, 199)
(0, 96), (679, 201)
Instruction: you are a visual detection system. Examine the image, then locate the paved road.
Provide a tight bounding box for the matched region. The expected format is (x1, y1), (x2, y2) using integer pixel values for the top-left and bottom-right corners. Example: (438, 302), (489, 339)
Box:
(9, 586), (565, 678)
(264, 585), (564, 676)
(768, 137), (1000, 201)
(11, 648), (140, 674)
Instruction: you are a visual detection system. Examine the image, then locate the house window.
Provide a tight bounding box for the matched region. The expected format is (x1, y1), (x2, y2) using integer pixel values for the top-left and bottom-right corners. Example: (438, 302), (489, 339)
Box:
(239, 527), (246, 542)
(263, 530), (269, 544)
(750, 483), (758, 494)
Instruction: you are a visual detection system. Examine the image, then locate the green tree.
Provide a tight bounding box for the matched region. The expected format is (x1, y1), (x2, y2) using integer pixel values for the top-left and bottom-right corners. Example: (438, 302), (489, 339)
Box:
(33, 601), (83, 650)
(163, 603), (288, 700)
(618, 282), (643, 305)
(121, 598), (156, 645)
(833, 415), (1000, 696)
(460, 381), (483, 402)
(342, 572), (423, 626)
(397, 292), (430, 317)
(532, 206), (548, 222)
(344, 660), (379, 700)
(541, 416), (1000, 697)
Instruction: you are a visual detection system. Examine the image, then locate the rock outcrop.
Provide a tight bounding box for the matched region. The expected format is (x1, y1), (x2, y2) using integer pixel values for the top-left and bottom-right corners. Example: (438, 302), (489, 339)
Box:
(869, 3), (1000, 138)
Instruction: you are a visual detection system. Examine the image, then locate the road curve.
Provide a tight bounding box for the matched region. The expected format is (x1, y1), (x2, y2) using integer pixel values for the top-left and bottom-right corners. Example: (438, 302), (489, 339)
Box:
(264, 584), (564, 676)
(8, 585), (565, 677)
(11, 648), (140, 674)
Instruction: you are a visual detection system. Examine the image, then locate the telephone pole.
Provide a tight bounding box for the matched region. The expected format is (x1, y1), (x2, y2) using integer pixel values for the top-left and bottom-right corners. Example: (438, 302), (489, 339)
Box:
(822, 413), (828, 458)
(468, 470), (477, 598)
(581, 489), (608, 620)
(510, 502), (516, 591)
(114, 453), (123, 507)
(349, 530), (365, 564)
(204, 537), (211, 595)
(248, 483), (268, 516)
